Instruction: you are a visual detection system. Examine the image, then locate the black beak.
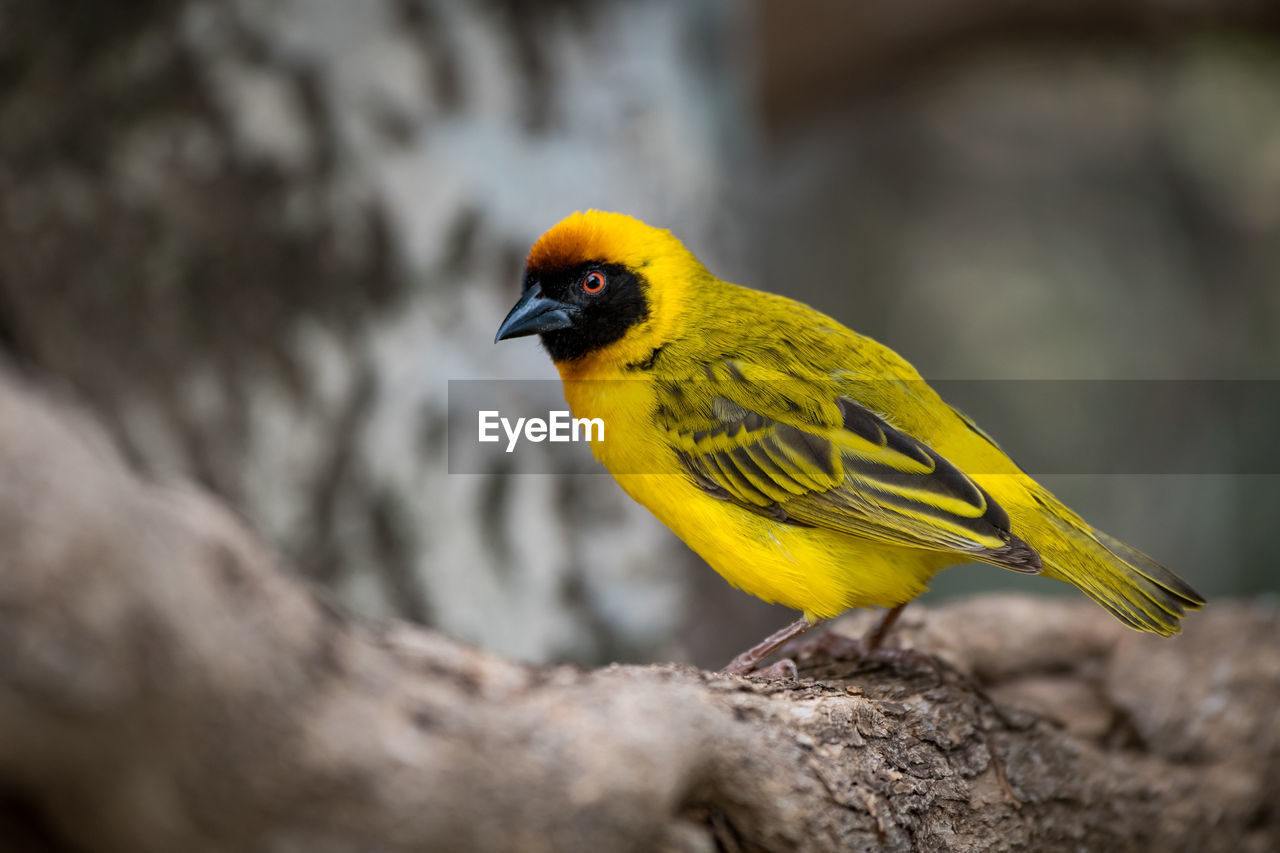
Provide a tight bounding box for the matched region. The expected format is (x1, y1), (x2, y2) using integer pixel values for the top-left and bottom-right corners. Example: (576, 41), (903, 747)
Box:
(494, 283), (577, 343)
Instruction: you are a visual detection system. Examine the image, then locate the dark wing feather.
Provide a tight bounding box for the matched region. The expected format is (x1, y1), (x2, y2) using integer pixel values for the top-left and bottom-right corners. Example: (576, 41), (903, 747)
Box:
(668, 387), (1040, 573)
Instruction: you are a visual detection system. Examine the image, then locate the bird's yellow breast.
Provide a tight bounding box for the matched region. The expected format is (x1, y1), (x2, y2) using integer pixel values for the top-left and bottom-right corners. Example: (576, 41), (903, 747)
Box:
(556, 359), (952, 617)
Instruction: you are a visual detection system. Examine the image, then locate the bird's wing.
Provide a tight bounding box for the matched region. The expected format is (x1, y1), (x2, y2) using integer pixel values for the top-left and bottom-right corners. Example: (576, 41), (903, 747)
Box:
(661, 365), (1041, 572)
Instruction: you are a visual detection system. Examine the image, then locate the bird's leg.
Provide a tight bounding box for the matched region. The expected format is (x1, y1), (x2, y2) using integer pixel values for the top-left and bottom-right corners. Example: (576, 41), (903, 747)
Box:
(863, 602), (908, 651)
(784, 603), (906, 659)
(720, 616), (824, 676)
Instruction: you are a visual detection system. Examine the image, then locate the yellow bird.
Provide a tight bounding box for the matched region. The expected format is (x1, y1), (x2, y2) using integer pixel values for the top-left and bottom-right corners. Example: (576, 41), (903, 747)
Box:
(495, 210), (1204, 675)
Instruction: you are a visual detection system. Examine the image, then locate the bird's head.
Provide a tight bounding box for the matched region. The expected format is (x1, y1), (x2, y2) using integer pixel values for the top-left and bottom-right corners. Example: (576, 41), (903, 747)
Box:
(494, 211), (707, 366)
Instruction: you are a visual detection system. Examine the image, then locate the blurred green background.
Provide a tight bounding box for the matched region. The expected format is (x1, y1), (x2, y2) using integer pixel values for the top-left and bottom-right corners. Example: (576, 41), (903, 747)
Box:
(1, 0), (1276, 668)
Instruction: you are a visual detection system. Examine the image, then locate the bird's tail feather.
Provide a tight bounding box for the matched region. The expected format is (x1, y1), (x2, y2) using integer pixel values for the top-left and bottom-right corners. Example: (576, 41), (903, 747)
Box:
(1038, 516), (1206, 636)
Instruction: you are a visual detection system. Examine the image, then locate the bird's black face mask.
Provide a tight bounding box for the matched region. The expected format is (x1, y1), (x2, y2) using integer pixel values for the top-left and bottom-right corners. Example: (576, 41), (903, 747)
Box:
(494, 261), (649, 362)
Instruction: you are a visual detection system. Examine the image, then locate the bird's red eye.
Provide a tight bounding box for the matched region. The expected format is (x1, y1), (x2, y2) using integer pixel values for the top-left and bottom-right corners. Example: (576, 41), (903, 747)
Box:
(581, 271), (606, 294)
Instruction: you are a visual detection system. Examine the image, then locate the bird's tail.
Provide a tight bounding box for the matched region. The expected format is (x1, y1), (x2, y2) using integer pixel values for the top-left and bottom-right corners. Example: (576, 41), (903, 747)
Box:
(1035, 510), (1206, 635)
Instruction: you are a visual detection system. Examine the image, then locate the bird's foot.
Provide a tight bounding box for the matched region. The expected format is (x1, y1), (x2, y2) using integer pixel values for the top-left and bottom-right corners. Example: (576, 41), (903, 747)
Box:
(781, 630), (944, 680)
(751, 658), (800, 679)
(721, 653), (800, 679)
(719, 616), (821, 677)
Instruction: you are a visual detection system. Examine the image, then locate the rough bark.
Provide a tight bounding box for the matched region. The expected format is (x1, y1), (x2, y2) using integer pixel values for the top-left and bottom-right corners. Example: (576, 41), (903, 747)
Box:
(1, 369), (1276, 853)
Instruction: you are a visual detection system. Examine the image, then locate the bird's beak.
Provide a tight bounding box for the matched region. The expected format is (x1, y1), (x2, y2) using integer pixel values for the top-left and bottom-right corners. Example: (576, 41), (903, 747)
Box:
(494, 283), (577, 343)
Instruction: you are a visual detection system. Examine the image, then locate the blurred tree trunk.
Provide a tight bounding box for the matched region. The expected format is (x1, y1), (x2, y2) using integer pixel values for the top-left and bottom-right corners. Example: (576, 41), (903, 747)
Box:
(0, 368), (1276, 853)
(0, 0), (744, 664)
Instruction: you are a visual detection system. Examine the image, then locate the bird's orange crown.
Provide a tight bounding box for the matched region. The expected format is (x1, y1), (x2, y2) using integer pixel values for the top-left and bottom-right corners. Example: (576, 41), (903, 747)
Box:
(526, 210), (687, 276)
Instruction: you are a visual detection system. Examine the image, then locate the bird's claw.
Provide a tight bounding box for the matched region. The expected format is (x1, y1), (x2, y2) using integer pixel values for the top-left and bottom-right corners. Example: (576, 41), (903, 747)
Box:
(751, 658), (800, 680)
(782, 631), (945, 680)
